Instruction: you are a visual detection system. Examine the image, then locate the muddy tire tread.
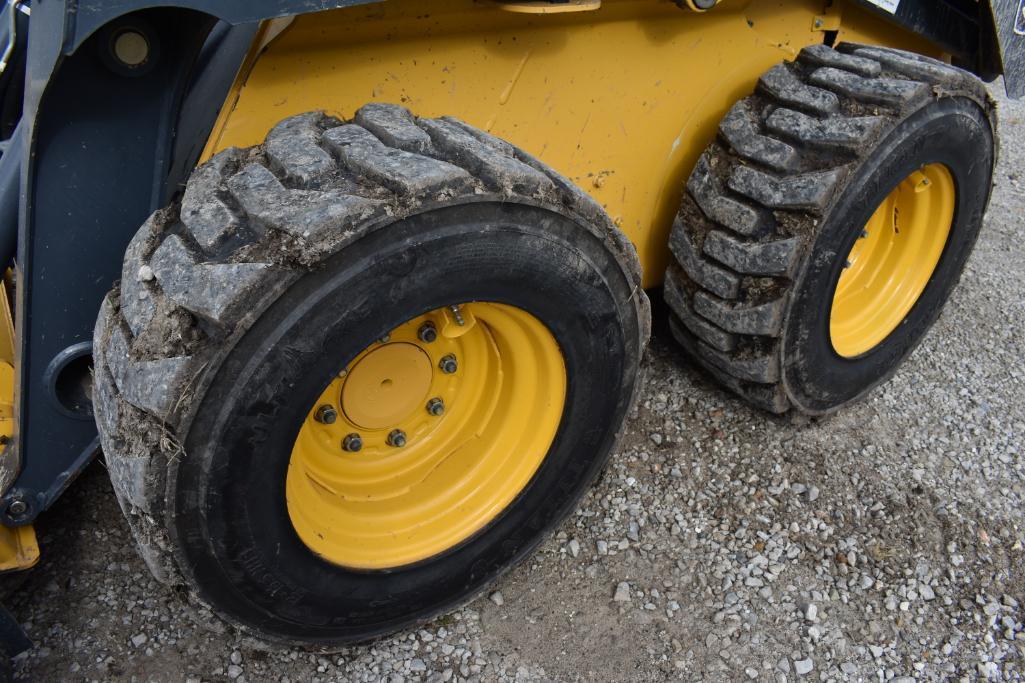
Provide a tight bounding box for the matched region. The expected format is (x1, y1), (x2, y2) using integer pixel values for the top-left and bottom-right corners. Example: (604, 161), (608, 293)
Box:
(93, 104), (650, 642)
(665, 43), (989, 413)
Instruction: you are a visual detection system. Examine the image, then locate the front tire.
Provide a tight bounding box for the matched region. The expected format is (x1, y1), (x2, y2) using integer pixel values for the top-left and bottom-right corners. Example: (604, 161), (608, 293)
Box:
(665, 44), (996, 414)
(93, 106), (648, 645)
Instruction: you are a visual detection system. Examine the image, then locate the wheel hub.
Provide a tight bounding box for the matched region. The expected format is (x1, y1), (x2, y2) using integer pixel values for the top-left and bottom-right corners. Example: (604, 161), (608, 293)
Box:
(285, 302), (566, 570)
(341, 343), (433, 430)
(829, 163), (956, 358)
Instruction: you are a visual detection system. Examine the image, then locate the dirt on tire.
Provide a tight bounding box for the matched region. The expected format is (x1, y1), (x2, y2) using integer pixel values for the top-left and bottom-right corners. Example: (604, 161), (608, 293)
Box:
(92, 103), (649, 644)
(665, 43), (996, 414)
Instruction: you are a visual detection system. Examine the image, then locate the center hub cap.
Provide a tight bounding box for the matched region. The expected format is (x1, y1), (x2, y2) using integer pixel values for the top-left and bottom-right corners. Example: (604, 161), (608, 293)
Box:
(341, 342), (432, 429)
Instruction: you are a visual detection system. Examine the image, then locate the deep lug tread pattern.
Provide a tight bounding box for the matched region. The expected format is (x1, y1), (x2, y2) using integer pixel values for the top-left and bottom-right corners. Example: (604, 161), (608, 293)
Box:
(808, 67), (930, 110)
(728, 165), (842, 212)
(693, 291), (786, 337)
(416, 118), (555, 195)
(798, 43), (881, 78)
(719, 101), (797, 171)
(92, 304), (176, 582)
(702, 230), (800, 277)
(663, 269), (737, 353)
(439, 115), (519, 157)
(689, 334), (780, 385)
(687, 154), (769, 237)
(757, 63), (839, 115)
(668, 222), (740, 299)
(226, 163), (386, 257)
(839, 44), (981, 93)
(765, 108), (886, 152)
(665, 42), (992, 413)
(94, 103), (650, 639)
(104, 314), (192, 419)
(149, 234), (277, 326)
(668, 318), (789, 414)
(264, 112), (338, 189)
(179, 149), (245, 251)
(322, 124), (473, 196)
(354, 102), (433, 154)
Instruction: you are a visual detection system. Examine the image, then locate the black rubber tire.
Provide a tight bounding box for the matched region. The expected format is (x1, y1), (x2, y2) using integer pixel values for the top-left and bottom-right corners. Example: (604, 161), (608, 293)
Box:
(92, 105), (649, 645)
(664, 43), (996, 415)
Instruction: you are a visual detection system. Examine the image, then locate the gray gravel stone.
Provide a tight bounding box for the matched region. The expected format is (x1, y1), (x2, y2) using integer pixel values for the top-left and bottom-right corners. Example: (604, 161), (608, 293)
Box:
(613, 582), (631, 602)
(793, 658), (813, 675)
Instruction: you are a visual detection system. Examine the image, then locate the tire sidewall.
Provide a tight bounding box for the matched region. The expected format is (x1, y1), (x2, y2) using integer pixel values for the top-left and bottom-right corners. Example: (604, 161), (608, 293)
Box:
(168, 201), (641, 644)
(782, 96), (994, 414)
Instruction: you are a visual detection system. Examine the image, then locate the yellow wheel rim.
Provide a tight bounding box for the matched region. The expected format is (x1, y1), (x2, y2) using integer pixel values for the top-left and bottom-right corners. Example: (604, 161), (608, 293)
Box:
(286, 302), (566, 570)
(830, 164), (956, 358)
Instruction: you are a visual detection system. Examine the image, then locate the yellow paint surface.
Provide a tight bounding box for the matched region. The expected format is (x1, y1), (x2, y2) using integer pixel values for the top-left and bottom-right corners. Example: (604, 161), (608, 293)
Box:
(0, 280), (15, 462)
(830, 164), (956, 358)
(205, 0), (936, 287)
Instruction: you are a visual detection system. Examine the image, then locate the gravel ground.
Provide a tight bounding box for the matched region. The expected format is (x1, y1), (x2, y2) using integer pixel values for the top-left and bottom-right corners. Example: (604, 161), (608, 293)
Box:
(7, 83), (1025, 682)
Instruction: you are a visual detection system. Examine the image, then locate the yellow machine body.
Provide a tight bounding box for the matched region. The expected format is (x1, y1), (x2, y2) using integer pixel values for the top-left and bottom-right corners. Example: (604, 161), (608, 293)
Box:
(202, 0), (941, 287)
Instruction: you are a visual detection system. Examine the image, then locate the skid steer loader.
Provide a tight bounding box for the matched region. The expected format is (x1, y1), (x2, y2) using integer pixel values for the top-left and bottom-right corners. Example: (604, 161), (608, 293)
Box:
(0, 0), (1020, 656)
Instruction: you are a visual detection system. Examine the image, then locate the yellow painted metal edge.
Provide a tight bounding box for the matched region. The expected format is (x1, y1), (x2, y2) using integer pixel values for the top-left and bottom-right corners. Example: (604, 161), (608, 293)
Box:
(0, 277), (34, 573)
(0, 522), (39, 572)
(496, 0), (601, 13)
(0, 280), (17, 502)
(0, 280), (13, 366)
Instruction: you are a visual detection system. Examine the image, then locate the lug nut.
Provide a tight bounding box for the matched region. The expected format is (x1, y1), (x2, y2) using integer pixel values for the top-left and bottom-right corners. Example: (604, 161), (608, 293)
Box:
(6, 500), (26, 517)
(387, 429), (407, 448)
(315, 405), (338, 424)
(439, 354), (458, 374)
(418, 322), (438, 343)
(426, 397), (445, 416)
(342, 433), (363, 452)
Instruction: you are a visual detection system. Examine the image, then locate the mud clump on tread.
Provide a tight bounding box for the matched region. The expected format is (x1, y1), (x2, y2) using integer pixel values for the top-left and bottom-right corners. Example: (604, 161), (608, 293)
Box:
(94, 294), (184, 585)
(130, 300), (206, 362)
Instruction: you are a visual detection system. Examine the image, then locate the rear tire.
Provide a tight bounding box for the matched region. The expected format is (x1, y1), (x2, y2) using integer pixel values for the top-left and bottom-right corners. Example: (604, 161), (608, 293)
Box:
(665, 43), (996, 414)
(93, 106), (649, 645)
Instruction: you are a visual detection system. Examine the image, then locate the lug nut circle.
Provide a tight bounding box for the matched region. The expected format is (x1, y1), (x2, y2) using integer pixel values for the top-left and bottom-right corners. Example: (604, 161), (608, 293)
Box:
(308, 309), (475, 455)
